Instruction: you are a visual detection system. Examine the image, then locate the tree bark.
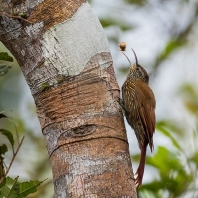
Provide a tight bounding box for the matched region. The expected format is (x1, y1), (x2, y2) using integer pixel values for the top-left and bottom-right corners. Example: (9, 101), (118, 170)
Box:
(0, 1), (137, 197)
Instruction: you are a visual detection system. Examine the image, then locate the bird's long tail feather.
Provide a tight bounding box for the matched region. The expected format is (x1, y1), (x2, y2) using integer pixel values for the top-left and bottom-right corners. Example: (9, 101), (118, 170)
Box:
(135, 145), (147, 188)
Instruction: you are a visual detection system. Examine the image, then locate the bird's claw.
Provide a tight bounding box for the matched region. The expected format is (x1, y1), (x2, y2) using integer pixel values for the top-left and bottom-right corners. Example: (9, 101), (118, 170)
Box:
(117, 98), (127, 112)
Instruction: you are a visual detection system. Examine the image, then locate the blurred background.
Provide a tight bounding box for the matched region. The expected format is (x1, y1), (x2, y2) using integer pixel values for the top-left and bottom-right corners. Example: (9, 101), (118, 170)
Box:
(1, 0), (198, 197)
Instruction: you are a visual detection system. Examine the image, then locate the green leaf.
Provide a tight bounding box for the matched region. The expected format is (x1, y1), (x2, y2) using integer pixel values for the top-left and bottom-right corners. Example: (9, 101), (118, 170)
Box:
(0, 144), (8, 155)
(7, 177), (19, 198)
(0, 184), (11, 197)
(17, 179), (46, 197)
(1, 176), (19, 198)
(0, 177), (45, 197)
(0, 129), (14, 147)
(0, 53), (13, 62)
(6, 177), (15, 185)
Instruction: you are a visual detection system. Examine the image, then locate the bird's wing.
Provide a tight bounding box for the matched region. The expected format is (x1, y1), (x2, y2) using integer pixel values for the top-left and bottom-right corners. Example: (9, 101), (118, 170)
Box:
(134, 81), (156, 151)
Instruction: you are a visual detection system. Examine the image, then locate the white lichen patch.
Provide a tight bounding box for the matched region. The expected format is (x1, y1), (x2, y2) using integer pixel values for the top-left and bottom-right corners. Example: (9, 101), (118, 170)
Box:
(41, 2), (110, 76)
(25, 21), (44, 37)
(0, 16), (22, 40)
(20, 0), (45, 10)
(99, 58), (112, 70)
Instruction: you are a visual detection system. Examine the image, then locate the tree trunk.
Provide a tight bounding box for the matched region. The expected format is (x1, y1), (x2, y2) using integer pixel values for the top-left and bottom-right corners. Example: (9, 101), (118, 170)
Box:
(0, 1), (137, 197)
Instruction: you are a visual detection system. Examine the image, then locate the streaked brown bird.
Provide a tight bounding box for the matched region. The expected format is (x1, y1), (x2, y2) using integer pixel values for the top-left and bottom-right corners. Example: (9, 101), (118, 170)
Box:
(119, 49), (156, 188)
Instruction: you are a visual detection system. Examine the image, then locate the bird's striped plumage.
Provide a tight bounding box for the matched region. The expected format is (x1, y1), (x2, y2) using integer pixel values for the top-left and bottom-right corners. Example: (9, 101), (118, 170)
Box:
(122, 80), (155, 151)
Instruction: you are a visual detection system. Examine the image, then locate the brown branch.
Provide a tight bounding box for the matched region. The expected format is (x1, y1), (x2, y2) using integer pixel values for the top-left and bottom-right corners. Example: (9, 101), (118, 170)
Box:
(0, 12), (32, 23)
(0, 136), (25, 184)
(5, 136), (25, 175)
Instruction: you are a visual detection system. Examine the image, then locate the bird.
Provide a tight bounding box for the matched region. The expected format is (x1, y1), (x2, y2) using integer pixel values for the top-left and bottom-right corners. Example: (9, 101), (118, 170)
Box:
(119, 48), (156, 188)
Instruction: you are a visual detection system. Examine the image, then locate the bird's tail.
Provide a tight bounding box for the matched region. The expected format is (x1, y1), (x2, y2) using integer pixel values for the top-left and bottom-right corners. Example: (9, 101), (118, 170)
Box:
(135, 145), (147, 188)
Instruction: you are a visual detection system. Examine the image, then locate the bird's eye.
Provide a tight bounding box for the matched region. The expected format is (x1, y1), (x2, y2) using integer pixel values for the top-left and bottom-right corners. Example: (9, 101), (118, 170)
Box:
(136, 67), (140, 71)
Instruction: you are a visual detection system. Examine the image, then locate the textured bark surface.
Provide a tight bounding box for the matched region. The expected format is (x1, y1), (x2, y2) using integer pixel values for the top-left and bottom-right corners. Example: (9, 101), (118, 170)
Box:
(0, 0), (137, 197)
(52, 139), (134, 197)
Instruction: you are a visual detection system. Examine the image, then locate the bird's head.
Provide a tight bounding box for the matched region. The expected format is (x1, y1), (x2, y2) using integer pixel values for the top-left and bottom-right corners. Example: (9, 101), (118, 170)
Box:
(123, 49), (149, 84)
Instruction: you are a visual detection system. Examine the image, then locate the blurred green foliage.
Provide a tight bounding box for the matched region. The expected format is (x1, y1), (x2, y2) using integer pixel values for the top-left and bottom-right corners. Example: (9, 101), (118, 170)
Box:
(179, 84), (198, 116)
(0, 113), (46, 197)
(124, 0), (147, 6)
(100, 17), (133, 31)
(136, 116), (198, 197)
